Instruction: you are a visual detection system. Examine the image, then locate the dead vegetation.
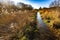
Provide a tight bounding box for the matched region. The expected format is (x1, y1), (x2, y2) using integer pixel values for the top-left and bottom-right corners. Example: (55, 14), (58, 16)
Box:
(0, 2), (37, 40)
(39, 7), (60, 40)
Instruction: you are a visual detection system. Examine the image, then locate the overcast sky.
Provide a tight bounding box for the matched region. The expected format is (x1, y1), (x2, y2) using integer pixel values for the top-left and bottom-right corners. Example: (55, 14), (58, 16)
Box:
(1, 0), (55, 9)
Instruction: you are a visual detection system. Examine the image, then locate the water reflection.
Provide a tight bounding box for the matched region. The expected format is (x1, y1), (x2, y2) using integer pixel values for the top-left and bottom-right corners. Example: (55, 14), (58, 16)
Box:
(37, 12), (47, 27)
(37, 12), (57, 40)
(37, 12), (43, 24)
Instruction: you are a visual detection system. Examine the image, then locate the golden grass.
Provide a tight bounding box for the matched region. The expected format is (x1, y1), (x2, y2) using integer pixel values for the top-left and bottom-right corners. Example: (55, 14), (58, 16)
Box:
(39, 7), (60, 39)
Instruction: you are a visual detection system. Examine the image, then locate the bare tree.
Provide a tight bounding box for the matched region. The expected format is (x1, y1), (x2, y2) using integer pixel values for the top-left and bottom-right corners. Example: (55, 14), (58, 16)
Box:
(17, 2), (33, 10)
(49, 0), (60, 7)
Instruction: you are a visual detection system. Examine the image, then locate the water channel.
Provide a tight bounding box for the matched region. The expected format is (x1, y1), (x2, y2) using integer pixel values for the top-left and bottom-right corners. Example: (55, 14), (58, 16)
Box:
(36, 12), (56, 40)
(37, 12), (47, 28)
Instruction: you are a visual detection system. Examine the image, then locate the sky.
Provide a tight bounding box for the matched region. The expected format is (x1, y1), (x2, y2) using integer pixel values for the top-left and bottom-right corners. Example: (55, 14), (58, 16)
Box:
(1, 0), (55, 9)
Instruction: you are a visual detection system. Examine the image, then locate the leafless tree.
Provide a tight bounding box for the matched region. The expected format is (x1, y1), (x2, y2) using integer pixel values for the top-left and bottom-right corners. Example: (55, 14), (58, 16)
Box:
(17, 2), (33, 10)
(49, 0), (60, 7)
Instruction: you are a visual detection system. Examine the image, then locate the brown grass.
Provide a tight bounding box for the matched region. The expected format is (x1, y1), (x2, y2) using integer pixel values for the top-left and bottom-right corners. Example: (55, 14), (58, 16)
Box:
(39, 7), (60, 39)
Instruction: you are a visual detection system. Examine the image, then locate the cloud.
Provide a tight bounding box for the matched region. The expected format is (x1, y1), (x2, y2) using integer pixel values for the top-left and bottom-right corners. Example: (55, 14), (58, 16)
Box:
(10, 0), (55, 9)
(11, 0), (40, 9)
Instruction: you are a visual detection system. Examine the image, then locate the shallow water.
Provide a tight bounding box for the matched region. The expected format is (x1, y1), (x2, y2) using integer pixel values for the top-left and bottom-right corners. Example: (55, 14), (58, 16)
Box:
(37, 12), (47, 28)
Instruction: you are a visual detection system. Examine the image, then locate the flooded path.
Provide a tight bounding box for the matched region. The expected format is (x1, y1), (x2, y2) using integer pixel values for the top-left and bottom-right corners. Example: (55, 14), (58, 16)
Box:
(36, 12), (56, 40)
(37, 12), (48, 29)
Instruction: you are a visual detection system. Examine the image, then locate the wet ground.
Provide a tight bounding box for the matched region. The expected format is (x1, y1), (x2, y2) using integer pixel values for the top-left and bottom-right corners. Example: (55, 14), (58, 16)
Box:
(37, 12), (57, 40)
